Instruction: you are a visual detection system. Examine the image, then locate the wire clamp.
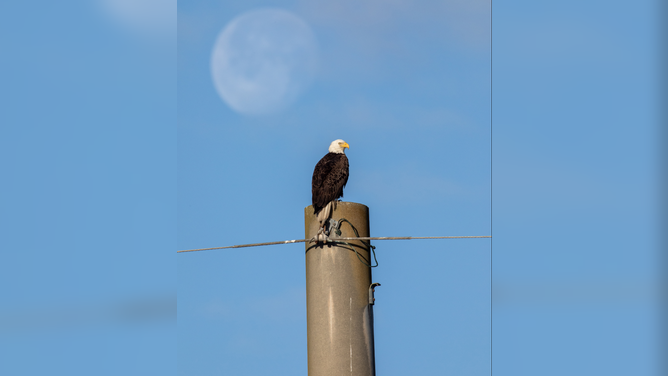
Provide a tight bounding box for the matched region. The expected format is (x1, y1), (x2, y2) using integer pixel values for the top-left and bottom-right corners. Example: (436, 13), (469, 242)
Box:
(369, 283), (381, 305)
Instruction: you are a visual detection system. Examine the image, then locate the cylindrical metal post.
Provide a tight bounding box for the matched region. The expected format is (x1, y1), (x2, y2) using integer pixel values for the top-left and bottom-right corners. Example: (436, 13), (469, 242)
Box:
(304, 202), (376, 376)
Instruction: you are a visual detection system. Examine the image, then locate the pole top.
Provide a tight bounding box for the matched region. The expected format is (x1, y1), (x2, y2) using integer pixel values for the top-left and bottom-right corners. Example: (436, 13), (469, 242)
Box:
(304, 201), (368, 215)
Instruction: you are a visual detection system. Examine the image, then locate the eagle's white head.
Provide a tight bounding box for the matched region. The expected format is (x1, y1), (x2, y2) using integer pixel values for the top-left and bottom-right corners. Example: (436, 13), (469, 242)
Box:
(329, 139), (350, 154)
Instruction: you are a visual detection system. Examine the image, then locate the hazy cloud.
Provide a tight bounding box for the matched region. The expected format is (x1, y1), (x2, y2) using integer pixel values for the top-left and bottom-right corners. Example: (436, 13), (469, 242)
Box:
(99, 0), (176, 38)
(202, 287), (305, 323)
(356, 168), (469, 204)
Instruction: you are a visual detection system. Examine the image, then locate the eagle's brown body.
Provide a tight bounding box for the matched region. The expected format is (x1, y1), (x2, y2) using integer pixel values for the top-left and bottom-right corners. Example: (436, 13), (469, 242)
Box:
(312, 152), (349, 215)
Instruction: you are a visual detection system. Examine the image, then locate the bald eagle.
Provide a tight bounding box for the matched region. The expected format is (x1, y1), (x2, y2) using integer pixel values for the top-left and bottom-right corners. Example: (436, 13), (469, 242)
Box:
(312, 139), (350, 238)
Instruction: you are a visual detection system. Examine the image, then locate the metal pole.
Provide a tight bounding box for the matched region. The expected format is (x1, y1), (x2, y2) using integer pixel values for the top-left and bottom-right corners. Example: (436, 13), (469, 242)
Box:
(304, 202), (377, 376)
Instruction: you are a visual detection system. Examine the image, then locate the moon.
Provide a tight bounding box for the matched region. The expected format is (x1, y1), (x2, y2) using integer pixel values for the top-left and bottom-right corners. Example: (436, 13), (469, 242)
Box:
(210, 8), (318, 116)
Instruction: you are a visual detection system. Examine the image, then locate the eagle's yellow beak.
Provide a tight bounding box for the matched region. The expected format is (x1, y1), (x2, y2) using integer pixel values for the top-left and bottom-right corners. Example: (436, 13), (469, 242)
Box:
(340, 142), (350, 149)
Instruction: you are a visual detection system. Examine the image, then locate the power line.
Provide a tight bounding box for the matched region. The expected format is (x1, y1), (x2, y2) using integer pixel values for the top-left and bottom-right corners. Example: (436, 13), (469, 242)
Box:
(177, 235), (491, 253)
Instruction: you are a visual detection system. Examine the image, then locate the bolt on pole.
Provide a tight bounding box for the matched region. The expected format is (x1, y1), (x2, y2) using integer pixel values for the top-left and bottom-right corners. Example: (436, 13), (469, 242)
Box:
(304, 202), (377, 376)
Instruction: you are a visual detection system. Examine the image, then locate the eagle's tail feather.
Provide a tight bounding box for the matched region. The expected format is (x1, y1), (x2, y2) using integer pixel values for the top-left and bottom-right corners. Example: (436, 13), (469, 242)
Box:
(316, 201), (336, 229)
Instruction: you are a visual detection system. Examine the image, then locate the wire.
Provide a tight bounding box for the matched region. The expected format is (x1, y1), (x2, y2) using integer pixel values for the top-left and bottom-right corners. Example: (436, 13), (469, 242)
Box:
(177, 235), (491, 253)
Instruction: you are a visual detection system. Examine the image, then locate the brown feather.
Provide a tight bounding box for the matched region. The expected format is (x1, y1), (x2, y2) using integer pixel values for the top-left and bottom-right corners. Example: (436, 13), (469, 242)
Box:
(312, 152), (349, 215)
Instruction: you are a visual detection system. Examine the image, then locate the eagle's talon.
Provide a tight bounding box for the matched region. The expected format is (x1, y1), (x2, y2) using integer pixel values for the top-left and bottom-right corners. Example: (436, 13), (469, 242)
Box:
(310, 228), (330, 244)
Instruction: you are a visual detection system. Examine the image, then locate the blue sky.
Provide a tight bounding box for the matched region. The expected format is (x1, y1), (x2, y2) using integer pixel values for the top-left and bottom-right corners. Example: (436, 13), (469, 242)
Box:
(0, 0), (663, 375)
(1, 1), (176, 375)
(494, 0), (661, 374)
(178, 1), (490, 375)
